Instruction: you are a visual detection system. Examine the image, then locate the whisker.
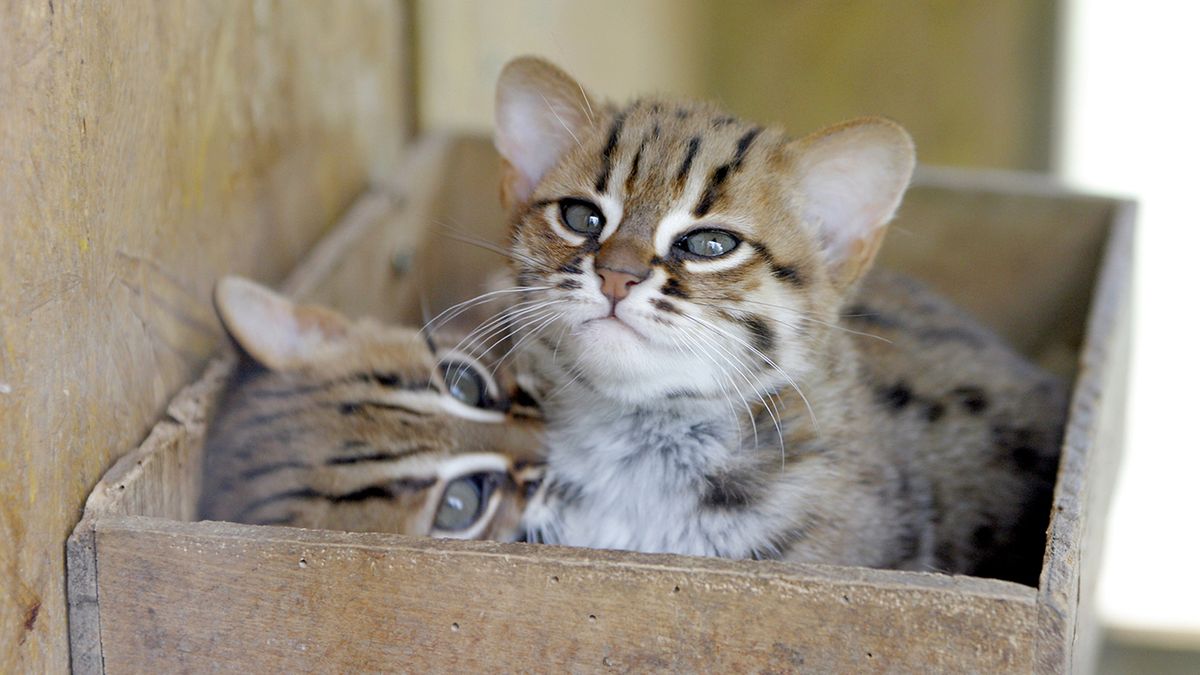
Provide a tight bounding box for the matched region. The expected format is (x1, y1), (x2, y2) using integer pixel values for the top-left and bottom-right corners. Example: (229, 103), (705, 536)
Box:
(420, 285), (548, 336)
(670, 328), (750, 450)
(683, 313), (818, 433)
(540, 93), (582, 148)
(434, 225), (556, 274)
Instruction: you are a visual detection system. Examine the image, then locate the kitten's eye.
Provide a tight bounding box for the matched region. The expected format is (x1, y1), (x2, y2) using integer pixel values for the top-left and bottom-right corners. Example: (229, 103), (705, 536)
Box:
(559, 199), (605, 235)
(434, 472), (500, 531)
(439, 361), (490, 408)
(675, 229), (740, 258)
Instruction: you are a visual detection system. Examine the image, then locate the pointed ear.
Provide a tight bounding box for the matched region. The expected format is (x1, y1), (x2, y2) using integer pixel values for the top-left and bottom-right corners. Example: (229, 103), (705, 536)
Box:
(789, 118), (915, 290)
(213, 276), (351, 371)
(494, 56), (593, 209)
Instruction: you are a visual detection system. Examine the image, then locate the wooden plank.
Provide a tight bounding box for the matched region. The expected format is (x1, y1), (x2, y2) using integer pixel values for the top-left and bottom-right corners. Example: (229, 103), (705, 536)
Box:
(94, 517), (1037, 673)
(1035, 202), (1136, 674)
(0, 2), (407, 670)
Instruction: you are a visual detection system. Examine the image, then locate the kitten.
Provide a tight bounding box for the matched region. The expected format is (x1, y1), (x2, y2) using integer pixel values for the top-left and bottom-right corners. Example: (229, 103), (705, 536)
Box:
(198, 276), (545, 541)
(489, 56), (1065, 584)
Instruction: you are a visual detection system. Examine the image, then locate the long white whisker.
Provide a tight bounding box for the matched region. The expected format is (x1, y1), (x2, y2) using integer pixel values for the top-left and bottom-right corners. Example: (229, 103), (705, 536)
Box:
(494, 311), (562, 370)
(674, 320), (768, 451)
(421, 286), (548, 336)
(469, 307), (562, 360)
(540, 93), (582, 148)
(669, 329), (748, 450)
(456, 300), (566, 357)
(683, 313), (818, 431)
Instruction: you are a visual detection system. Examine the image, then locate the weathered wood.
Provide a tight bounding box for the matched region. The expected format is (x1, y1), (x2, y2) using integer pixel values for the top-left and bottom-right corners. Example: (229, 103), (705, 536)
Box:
(0, 1), (407, 670)
(1035, 201), (1135, 675)
(94, 517), (1037, 673)
(68, 135), (1133, 671)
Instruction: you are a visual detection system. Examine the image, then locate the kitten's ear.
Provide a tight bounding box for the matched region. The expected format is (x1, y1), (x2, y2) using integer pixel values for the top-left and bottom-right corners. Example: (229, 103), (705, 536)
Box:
(213, 276), (350, 371)
(788, 118), (915, 290)
(494, 56), (593, 208)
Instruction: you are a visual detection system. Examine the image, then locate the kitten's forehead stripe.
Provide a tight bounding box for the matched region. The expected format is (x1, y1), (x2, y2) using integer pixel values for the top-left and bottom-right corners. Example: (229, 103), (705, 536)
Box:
(675, 136), (701, 187)
(594, 109), (629, 193)
(625, 135), (648, 195)
(693, 127), (763, 217)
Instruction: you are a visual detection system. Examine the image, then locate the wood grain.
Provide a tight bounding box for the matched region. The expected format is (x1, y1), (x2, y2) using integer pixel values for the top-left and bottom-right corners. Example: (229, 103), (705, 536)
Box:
(94, 517), (1038, 673)
(0, 1), (406, 670)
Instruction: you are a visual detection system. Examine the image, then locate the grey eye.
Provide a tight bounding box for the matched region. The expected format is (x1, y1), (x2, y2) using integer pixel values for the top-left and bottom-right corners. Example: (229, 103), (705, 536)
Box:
(560, 199), (605, 235)
(434, 473), (498, 531)
(676, 229), (740, 258)
(440, 362), (490, 408)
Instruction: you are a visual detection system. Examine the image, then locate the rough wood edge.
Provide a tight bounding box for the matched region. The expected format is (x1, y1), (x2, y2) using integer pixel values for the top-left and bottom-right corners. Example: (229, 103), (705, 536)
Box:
(1034, 199), (1136, 674)
(65, 522), (102, 675)
(111, 515), (1039, 603)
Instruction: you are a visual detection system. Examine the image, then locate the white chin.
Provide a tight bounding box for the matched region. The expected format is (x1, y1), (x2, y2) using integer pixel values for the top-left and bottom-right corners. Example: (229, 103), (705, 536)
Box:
(569, 319), (716, 403)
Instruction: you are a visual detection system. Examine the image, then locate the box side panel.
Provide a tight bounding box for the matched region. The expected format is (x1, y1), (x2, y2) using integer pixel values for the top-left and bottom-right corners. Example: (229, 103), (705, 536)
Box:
(1, 1), (407, 670)
(1036, 203), (1135, 673)
(93, 518), (1037, 673)
(881, 175), (1113, 372)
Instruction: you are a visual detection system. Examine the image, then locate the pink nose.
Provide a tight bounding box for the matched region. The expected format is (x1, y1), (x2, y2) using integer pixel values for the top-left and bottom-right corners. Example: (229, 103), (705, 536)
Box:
(597, 268), (641, 303)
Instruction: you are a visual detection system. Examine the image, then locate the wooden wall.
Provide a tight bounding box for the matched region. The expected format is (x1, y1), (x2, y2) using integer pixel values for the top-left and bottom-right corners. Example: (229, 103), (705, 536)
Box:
(0, 1), (406, 670)
(703, 0), (1058, 171)
(415, 0), (1056, 172)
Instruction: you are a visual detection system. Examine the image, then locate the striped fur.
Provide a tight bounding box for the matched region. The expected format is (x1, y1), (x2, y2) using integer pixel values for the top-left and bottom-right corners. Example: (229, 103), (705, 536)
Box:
(491, 57), (1064, 584)
(198, 278), (544, 541)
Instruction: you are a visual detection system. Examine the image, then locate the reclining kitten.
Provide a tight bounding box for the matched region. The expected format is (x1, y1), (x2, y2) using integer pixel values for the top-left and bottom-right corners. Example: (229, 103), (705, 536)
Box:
(198, 276), (544, 541)
(491, 56), (1065, 584)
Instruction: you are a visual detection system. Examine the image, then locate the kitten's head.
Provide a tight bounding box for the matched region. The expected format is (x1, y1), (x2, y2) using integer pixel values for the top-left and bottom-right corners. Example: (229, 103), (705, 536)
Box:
(200, 276), (544, 541)
(494, 56), (915, 405)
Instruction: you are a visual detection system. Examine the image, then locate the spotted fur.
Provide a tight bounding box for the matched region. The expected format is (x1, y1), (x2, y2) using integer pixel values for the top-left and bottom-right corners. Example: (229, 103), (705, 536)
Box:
(491, 56), (1064, 584)
(198, 277), (544, 541)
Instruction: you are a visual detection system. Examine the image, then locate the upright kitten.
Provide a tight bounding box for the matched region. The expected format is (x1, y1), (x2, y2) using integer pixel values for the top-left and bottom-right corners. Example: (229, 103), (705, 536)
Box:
(198, 277), (544, 541)
(491, 56), (1064, 583)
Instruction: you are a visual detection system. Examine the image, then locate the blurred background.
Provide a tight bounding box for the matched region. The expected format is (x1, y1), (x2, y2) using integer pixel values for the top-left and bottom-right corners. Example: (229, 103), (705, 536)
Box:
(412, 0), (1198, 671)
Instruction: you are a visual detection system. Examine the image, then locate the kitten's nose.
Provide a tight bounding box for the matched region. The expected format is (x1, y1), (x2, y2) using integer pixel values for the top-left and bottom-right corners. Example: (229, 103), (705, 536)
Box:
(597, 268), (642, 304)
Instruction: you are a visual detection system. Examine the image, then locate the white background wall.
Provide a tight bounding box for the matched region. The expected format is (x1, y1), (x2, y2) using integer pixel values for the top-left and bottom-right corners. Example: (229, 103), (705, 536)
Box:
(1062, 0), (1200, 648)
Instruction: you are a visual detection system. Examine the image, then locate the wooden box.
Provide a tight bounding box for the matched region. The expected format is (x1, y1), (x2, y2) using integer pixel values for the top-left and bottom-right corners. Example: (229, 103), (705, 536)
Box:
(66, 136), (1133, 673)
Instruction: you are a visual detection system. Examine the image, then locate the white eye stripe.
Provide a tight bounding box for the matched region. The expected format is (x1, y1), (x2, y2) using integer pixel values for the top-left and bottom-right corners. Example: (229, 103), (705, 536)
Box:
(682, 244), (755, 273)
(542, 202), (588, 246)
(596, 194), (623, 243)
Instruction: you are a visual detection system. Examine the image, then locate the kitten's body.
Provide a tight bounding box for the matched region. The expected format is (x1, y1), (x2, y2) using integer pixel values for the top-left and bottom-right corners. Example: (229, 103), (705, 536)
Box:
(493, 58), (1064, 583)
(199, 278), (544, 541)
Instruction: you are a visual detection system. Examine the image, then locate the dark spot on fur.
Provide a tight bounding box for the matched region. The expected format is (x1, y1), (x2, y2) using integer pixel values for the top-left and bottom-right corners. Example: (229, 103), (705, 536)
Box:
(557, 278), (582, 290)
(973, 524), (997, 550)
(924, 402), (946, 422)
(713, 115), (737, 127)
(558, 257), (583, 275)
(661, 277), (689, 298)
(741, 315), (774, 354)
(651, 298), (680, 314)
(953, 386), (989, 414)
(338, 402), (363, 415)
(769, 264), (806, 287)
(1012, 445), (1040, 472)
(878, 382), (912, 410)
